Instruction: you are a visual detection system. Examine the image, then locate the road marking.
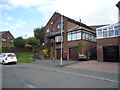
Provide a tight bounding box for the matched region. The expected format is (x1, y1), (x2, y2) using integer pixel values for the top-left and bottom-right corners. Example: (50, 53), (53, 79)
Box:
(39, 68), (118, 83)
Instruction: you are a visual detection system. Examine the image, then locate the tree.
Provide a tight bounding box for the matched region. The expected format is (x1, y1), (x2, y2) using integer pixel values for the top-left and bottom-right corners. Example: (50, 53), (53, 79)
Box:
(77, 43), (84, 54)
(27, 37), (39, 51)
(34, 27), (45, 45)
(13, 37), (25, 48)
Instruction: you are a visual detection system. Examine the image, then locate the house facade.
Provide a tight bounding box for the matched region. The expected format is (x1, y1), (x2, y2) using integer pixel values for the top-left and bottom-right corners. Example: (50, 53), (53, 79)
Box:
(0, 31), (14, 46)
(96, 2), (120, 62)
(45, 12), (96, 60)
(96, 23), (120, 62)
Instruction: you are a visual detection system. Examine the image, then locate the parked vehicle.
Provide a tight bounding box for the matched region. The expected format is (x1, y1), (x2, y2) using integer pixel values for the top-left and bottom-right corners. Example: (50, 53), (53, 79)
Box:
(78, 54), (89, 60)
(0, 53), (17, 65)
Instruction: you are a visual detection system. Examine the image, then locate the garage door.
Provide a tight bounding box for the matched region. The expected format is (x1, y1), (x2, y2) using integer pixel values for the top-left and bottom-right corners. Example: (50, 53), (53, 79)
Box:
(69, 47), (79, 60)
(56, 49), (63, 60)
(103, 45), (119, 62)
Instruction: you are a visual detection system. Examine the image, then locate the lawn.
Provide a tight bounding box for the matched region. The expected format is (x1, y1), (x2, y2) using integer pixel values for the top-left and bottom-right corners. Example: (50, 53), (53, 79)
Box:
(16, 52), (35, 63)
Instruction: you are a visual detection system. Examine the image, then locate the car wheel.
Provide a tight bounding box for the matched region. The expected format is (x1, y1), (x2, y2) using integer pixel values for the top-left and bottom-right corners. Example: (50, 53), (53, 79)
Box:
(14, 62), (16, 64)
(2, 61), (5, 65)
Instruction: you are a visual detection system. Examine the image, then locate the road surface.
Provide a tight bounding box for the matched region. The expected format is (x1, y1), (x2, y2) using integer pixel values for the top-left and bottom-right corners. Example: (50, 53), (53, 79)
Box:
(2, 62), (118, 88)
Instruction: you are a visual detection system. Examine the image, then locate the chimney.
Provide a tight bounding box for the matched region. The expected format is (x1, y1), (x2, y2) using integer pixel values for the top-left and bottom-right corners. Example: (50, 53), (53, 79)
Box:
(116, 1), (120, 23)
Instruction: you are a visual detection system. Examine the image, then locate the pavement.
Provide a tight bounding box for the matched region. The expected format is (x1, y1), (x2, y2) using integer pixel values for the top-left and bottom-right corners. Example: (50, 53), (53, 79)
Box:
(66, 60), (119, 74)
(31, 59), (79, 67)
(31, 59), (119, 74)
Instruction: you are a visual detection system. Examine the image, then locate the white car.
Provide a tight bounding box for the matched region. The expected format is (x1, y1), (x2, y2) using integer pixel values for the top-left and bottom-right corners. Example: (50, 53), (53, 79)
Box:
(0, 53), (17, 65)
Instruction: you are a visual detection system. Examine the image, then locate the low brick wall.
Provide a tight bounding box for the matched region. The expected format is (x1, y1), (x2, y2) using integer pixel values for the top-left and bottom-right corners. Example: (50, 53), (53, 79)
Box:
(2, 47), (32, 53)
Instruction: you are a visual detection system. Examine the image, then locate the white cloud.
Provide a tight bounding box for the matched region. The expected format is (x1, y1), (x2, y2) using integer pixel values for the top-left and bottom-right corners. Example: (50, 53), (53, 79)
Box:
(0, 4), (11, 10)
(18, 20), (26, 25)
(7, 0), (53, 8)
(4, 13), (8, 16)
(6, 16), (13, 20)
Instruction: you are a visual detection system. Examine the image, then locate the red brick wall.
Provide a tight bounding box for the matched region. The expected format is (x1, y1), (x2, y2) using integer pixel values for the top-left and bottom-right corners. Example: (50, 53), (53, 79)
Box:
(97, 37), (120, 62)
(2, 32), (14, 46)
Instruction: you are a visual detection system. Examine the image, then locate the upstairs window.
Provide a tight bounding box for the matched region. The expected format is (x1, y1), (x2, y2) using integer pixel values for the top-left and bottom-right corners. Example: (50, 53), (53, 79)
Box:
(97, 29), (102, 38)
(52, 26), (54, 31)
(108, 27), (114, 37)
(67, 30), (81, 41)
(114, 25), (120, 36)
(57, 22), (63, 29)
(103, 29), (108, 37)
(2, 38), (6, 42)
(10, 40), (13, 43)
(46, 28), (50, 33)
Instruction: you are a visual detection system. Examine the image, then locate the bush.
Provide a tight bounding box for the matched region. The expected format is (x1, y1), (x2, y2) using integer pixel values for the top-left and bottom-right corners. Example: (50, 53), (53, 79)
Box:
(40, 48), (50, 58)
(13, 37), (25, 48)
(2, 46), (14, 51)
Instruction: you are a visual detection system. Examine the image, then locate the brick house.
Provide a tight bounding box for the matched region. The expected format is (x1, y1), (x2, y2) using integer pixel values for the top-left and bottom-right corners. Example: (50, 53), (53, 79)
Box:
(96, 2), (120, 62)
(0, 31), (14, 46)
(45, 12), (96, 60)
(96, 23), (120, 62)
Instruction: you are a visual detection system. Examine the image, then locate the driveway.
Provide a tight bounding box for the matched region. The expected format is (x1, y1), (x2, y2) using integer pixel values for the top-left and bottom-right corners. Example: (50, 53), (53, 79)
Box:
(66, 60), (119, 74)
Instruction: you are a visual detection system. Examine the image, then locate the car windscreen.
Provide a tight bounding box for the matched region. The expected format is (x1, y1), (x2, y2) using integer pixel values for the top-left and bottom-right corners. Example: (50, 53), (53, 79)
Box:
(7, 54), (16, 57)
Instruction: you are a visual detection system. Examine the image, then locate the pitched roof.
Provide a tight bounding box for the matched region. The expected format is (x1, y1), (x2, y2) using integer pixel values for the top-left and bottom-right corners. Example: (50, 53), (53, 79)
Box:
(45, 12), (93, 30)
(89, 25), (109, 30)
(116, 1), (120, 8)
(0, 31), (9, 35)
(0, 31), (14, 39)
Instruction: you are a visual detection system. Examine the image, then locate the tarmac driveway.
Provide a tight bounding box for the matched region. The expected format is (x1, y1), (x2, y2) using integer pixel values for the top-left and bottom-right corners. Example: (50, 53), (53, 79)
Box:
(66, 60), (119, 74)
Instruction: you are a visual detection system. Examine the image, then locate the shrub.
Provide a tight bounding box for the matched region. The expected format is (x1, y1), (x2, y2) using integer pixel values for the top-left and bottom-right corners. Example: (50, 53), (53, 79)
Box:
(40, 48), (50, 58)
(13, 37), (25, 48)
(2, 46), (14, 51)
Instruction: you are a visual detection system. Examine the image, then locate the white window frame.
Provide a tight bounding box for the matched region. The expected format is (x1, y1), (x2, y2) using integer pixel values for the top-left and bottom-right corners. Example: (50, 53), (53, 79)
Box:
(2, 38), (6, 42)
(46, 28), (50, 33)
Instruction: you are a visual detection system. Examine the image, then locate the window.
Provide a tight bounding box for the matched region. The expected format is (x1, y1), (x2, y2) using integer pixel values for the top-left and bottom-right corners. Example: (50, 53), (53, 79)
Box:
(114, 26), (120, 36)
(10, 40), (13, 43)
(57, 22), (63, 29)
(55, 36), (63, 42)
(86, 33), (89, 40)
(52, 26), (54, 31)
(103, 29), (108, 37)
(67, 30), (81, 41)
(76, 30), (81, 40)
(108, 27), (114, 37)
(68, 32), (71, 41)
(93, 36), (96, 42)
(2, 38), (6, 42)
(46, 28), (50, 33)
(71, 31), (76, 40)
(82, 33), (86, 40)
(97, 29), (102, 38)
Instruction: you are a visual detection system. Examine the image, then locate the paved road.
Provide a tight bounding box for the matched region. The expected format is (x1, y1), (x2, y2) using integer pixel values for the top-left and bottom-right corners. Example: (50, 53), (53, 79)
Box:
(2, 62), (118, 88)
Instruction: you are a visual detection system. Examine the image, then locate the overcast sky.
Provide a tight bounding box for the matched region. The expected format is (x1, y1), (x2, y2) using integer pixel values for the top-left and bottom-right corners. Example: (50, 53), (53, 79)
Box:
(0, 0), (119, 38)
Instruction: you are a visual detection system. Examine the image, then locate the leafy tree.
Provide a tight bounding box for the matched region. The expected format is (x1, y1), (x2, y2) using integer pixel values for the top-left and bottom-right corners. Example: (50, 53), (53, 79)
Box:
(77, 43), (84, 54)
(27, 37), (39, 51)
(34, 27), (45, 45)
(13, 37), (25, 48)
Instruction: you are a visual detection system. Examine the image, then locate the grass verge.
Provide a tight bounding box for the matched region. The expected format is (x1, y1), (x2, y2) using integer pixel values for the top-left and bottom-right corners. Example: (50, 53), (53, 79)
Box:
(16, 52), (35, 63)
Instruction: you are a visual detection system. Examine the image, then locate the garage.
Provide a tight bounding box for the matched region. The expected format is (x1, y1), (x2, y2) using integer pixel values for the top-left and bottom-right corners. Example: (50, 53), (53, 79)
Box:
(103, 45), (119, 62)
(69, 47), (79, 60)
